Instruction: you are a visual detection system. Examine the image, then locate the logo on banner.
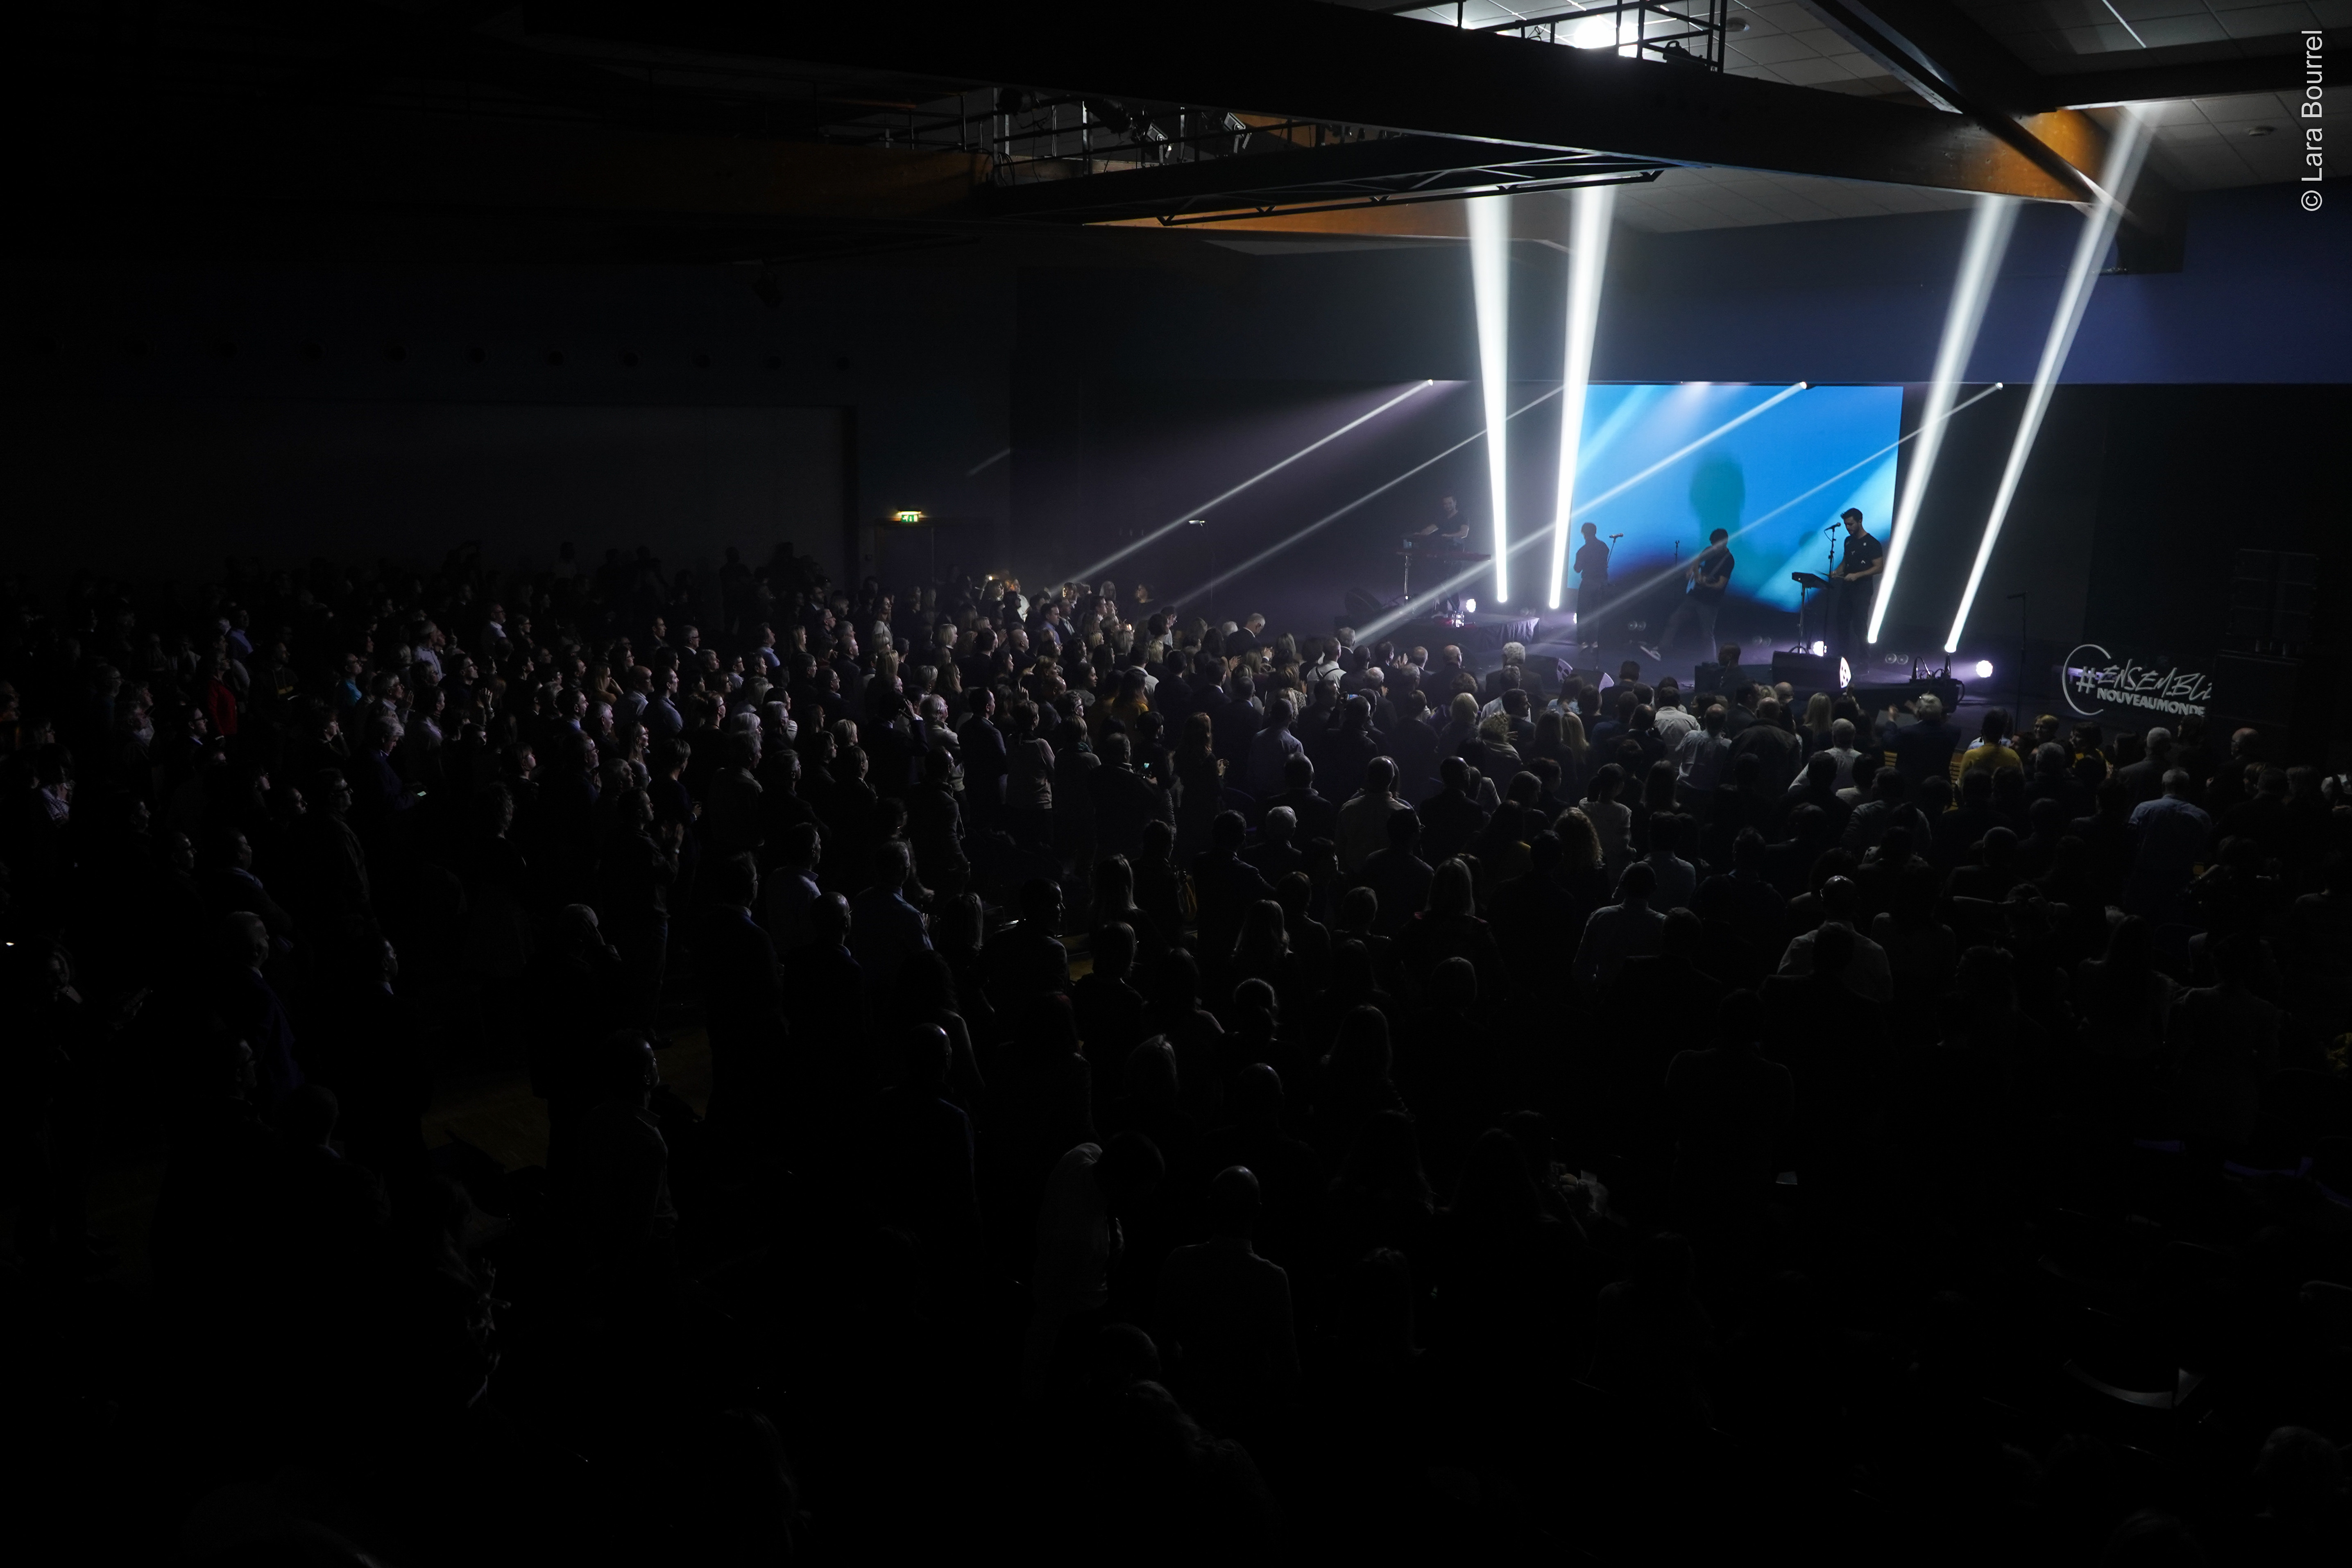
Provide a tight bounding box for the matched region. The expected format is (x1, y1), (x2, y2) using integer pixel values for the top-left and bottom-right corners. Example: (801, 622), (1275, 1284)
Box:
(2061, 643), (2216, 721)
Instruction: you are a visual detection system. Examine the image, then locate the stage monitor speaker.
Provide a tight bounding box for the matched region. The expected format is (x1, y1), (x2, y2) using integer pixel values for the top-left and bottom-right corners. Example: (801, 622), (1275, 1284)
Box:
(1771, 651), (1840, 691)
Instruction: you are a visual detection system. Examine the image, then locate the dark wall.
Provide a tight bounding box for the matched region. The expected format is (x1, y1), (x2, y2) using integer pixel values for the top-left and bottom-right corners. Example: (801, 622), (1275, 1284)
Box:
(1013, 184), (2348, 392)
(3, 181), (2339, 622)
(6, 399), (845, 622)
(4, 258), (1016, 587)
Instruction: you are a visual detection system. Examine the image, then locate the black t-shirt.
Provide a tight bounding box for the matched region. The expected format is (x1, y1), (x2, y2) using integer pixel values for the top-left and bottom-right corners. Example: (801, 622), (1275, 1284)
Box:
(1839, 531), (1884, 587)
(1574, 540), (1610, 586)
(1691, 548), (1735, 604)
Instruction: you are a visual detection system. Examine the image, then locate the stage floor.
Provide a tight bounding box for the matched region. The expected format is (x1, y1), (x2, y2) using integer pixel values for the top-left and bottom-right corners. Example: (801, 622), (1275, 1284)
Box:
(1423, 616), (2036, 724)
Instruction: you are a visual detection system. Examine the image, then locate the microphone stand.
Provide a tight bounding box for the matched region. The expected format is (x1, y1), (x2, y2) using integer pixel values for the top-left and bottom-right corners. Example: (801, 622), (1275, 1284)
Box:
(2006, 591), (2028, 732)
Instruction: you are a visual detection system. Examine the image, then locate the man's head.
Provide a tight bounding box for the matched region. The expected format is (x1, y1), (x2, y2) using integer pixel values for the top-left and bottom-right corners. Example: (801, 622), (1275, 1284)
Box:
(1841, 508), (1865, 536)
(600, 1030), (660, 1108)
(1708, 528), (1729, 546)
(1581, 522), (1598, 540)
(1262, 805), (1297, 845)
(227, 910), (270, 970)
(2162, 767), (2192, 798)
(1819, 875), (1859, 922)
(1206, 1165), (1262, 1239)
(2145, 726), (2174, 758)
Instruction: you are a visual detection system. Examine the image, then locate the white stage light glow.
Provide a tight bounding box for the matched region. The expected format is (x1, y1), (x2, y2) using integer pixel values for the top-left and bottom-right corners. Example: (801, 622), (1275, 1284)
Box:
(1946, 111), (2151, 653)
(1871, 194), (2018, 644)
(1355, 383), (1811, 648)
(1812, 641), (1828, 657)
(1548, 184), (1616, 610)
(1550, 383), (2006, 646)
(1173, 381), (1564, 606)
(1468, 195), (1514, 603)
(1063, 380), (1434, 586)
(1976, 659), (1995, 678)
(1464, 598), (1477, 614)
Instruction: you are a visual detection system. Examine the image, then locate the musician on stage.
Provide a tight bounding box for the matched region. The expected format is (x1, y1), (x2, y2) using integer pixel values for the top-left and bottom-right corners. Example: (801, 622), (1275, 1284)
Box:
(1827, 507), (1884, 679)
(1409, 494), (1472, 550)
(1654, 526), (1733, 661)
(1407, 495), (1474, 614)
(1573, 521), (1611, 651)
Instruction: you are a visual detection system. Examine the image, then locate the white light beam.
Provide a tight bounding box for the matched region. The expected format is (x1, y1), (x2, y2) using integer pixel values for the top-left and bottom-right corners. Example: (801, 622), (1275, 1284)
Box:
(1870, 193), (2017, 644)
(1063, 380), (1435, 586)
(1549, 184), (1615, 610)
(1356, 381), (1810, 646)
(1946, 110), (2150, 653)
(1468, 194), (1515, 603)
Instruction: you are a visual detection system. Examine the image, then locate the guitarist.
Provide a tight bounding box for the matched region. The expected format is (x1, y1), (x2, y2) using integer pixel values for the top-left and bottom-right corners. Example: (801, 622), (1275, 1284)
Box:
(1653, 527), (1734, 661)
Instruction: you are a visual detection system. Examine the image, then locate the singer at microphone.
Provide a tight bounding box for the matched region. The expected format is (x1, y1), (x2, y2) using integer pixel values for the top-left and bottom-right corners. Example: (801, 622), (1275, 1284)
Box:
(1825, 507), (1884, 675)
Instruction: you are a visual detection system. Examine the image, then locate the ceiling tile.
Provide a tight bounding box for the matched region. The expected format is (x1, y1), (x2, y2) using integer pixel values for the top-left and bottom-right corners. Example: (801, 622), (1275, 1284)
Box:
(1780, 27), (1850, 53)
(2217, 2), (2317, 32)
(2131, 13), (2236, 43)
(2198, 89), (2304, 120)
(1733, 34), (1828, 63)
(2131, 97), (2212, 123)
(1774, 55), (1858, 83)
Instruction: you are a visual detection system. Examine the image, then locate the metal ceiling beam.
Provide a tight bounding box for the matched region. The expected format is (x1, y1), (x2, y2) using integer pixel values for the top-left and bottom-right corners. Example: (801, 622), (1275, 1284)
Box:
(2031, 41), (2310, 109)
(1793, 0), (2103, 201)
(521, 0), (2089, 201)
(974, 134), (1663, 223)
(1791, 0), (2193, 266)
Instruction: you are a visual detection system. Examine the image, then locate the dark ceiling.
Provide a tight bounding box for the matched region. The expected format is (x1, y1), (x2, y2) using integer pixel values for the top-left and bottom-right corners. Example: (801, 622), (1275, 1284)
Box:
(9, 2), (2310, 265)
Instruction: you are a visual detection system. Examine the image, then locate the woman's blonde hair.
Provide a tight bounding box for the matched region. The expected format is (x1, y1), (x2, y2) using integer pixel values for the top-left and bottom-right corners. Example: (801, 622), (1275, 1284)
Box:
(1450, 692), (1480, 725)
(1552, 807), (1602, 870)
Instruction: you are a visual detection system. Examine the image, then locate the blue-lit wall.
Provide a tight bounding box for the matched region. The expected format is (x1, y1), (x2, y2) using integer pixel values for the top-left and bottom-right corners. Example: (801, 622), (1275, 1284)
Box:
(1559, 383), (1901, 621)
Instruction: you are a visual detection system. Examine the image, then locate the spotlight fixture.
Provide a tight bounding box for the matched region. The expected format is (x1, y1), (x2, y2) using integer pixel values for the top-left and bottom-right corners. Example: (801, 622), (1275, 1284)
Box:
(1811, 641), (1827, 657)
(1975, 659), (1995, 678)
(1464, 598), (1478, 614)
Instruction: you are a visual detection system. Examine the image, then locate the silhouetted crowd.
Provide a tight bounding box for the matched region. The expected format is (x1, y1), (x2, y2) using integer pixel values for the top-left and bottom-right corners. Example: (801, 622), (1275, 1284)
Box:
(2, 542), (2349, 1564)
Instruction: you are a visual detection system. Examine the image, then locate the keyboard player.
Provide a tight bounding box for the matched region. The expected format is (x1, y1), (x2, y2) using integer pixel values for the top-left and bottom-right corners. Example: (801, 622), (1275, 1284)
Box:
(1406, 495), (1475, 614)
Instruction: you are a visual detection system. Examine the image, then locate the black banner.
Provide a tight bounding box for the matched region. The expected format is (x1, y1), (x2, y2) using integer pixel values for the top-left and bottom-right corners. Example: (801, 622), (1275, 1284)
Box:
(2059, 642), (2217, 723)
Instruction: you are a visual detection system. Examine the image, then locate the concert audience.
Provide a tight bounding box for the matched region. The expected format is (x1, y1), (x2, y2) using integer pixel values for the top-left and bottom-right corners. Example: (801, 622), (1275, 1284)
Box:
(0, 540), (2348, 1563)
